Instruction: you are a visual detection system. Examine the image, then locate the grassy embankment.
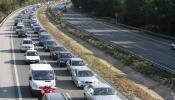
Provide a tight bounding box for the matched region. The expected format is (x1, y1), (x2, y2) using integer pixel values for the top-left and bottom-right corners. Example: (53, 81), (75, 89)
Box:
(37, 6), (164, 100)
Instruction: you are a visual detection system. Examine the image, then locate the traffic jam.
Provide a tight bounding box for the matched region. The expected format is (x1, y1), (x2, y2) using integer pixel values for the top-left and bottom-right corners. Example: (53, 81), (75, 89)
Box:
(14, 4), (122, 100)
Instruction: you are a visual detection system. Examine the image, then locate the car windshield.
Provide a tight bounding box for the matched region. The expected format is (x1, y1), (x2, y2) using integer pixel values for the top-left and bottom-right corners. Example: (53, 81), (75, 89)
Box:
(60, 53), (72, 58)
(72, 61), (85, 66)
(40, 30), (46, 33)
(35, 27), (41, 30)
(17, 26), (23, 29)
(42, 36), (50, 39)
(54, 47), (66, 51)
(94, 88), (115, 95)
(19, 30), (25, 33)
(78, 70), (93, 77)
(33, 24), (39, 26)
(32, 70), (54, 80)
(23, 40), (32, 44)
(27, 51), (38, 56)
(47, 41), (56, 45)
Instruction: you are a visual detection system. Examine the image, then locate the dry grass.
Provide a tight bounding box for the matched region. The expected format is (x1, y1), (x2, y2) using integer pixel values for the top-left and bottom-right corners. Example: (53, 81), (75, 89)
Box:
(37, 7), (164, 100)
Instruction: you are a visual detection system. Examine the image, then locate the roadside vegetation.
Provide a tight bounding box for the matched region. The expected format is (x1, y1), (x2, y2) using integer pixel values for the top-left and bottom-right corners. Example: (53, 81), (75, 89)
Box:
(37, 6), (164, 100)
(0, 0), (39, 22)
(46, 6), (175, 93)
(71, 0), (175, 36)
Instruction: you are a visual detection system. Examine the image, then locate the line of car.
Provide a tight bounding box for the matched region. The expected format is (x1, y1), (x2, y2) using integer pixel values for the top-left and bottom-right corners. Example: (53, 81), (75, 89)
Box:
(14, 4), (122, 100)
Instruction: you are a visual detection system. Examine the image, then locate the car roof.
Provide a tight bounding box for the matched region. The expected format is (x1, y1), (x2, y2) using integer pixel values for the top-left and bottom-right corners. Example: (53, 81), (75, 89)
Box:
(91, 82), (111, 88)
(75, 66), (91, 71)
(45, 93), (67, 100)
(70, 58), (83, 61)
(23, 38), (32, 41)
(51, 44), (64, 48)
(17, 23), (24, 26)
(35, 26), (41, 28)
(30, 64), (53, 71)
(46, 39), (55, 42)
(26, 50), (37, 52)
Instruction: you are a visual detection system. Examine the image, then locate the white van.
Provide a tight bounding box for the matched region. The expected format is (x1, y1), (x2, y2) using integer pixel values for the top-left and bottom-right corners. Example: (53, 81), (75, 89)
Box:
(29, 64), (56, 95)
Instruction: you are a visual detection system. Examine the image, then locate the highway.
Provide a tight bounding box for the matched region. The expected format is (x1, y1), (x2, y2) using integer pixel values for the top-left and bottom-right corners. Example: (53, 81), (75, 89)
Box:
(57, 5), (175, 74)
(0, 6), (84, 100)
(0, 4), (126, 100)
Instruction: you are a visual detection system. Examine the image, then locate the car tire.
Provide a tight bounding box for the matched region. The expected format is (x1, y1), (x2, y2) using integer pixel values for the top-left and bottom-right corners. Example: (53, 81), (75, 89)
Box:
(29, 83), (35, 97)
(84, 93), (87, 100)
(59, 63), (61, 67)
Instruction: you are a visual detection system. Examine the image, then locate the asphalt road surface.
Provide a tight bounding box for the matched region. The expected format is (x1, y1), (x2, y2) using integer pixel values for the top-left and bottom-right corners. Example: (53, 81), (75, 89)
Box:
(0, 7), (84, 100)
(57, 5), (175, 74)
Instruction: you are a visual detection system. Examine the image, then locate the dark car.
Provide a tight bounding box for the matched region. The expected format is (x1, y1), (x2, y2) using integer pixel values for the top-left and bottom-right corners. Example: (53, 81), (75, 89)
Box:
(39, 29), (47, 34)
(32, 23), (40, 29)
(42, 93), (69, 100)
(14, 18), (22, 26)
(39, 34), (51, 45)
(50, 45), (67, 60)
(33, 26), (42, 34)
(43, 40), (57, 52)
(57, 51), (73, 67)
(62, 6), (67, 13)
(18, 30), (27, 37)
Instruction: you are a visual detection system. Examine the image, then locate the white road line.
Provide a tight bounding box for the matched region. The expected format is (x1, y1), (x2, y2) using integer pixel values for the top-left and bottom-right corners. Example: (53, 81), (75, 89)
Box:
(11, 26), (23, 100)
(43, 58), (48, 64)
(65, 92), (72, 100)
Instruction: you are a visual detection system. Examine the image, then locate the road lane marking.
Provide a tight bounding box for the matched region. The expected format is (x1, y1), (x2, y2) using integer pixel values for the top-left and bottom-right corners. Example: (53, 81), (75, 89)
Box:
(43, 58), (48, 64)
(65, 92), (72, 100)
(11, 26), (23, 100)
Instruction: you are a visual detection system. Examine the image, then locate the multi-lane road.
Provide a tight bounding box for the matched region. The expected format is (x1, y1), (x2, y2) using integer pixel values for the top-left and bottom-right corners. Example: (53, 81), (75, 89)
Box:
(0, 6), (84, 100)
(57, 5), (175, 74)
(0, 4), (127, 100)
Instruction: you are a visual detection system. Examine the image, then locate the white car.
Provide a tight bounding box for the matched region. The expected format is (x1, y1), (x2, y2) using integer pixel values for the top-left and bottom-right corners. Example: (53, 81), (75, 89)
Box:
(29, 64), (56, 96)
(66, 58), (88, 75)
(171, 43), (175, 50)
(84, 82), (122, 100)
(24, 50), (40, 64)
(16, 22), (25, 34)
(72, 67), (99, 88)
(20, 38), (35, 52)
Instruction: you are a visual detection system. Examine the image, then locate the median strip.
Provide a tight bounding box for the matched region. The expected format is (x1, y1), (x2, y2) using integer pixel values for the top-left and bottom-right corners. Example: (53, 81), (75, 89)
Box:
(37, 6), (164, 100)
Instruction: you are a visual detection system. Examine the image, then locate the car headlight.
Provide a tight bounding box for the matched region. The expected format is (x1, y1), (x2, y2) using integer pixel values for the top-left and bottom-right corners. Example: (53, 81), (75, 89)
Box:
(51, 82), (56, 87)
(78, 81), (84, 85)
(59, 60), (65, 63)
(32, 82), (38, 89)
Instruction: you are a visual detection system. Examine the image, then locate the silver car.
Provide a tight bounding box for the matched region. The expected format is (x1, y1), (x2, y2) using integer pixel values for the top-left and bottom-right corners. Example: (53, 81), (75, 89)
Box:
(84, 82), (122, 100)
(42, 93), (69, 100)
(20, 38), (35, 52)
(72, 67), (99, 88)
(66, 58), (88, 75)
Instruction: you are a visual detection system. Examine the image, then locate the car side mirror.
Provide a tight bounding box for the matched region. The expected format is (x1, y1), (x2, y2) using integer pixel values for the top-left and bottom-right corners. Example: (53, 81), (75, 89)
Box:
(29, 76), (32, 80)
